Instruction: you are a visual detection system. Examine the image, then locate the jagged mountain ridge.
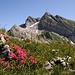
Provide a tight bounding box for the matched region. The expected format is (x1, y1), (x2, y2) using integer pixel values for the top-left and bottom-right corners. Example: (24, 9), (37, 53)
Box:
(20, 16), (40, 28)
(38, 12), (75, 37)
(8, 12), (75, 44)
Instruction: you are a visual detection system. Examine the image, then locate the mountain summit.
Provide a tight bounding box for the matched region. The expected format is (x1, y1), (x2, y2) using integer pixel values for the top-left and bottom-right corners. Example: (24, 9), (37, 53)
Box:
(8, 12), (75, 44)
(20, 16), (40, 28)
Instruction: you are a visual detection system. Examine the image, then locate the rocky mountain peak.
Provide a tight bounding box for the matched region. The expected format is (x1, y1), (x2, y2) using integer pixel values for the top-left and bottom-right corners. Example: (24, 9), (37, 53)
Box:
(8, 12), (75, 44)
(26, 16), (37, 23)
(43, 12), (51, 16)
(25, 16), (40, 26)
(40, 12), (58, 23)
(20, 16), (40, 28)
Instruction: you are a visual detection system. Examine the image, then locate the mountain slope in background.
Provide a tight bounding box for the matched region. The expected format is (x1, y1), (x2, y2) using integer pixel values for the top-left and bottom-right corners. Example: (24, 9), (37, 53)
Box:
(8, 12), (75, 44)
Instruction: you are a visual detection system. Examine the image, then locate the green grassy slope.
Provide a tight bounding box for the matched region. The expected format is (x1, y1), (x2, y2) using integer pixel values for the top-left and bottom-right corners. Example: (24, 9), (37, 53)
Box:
(0, 29), (75, 75)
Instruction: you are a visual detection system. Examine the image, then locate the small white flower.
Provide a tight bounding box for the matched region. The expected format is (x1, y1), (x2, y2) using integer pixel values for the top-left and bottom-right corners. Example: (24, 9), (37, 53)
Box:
(68, 57), (71, 60)
(52, 49), (55, 52)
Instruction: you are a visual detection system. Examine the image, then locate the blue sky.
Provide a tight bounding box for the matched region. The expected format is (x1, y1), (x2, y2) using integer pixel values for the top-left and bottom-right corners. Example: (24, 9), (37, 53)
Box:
(0, 0), (75, 30)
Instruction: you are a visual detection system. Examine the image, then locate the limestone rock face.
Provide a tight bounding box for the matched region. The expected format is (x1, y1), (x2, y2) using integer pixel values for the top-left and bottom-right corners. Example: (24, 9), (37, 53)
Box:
(38, 12), (75, 37)
(20, 16), (40, 28)
(8, 25), (26, 38)
(38, 12), (75, 43)
(8, 12), (75, 43)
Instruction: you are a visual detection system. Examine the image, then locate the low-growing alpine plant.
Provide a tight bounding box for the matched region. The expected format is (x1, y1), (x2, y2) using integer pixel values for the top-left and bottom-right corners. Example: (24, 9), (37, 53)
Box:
(0, 29), (75, 75)
(0, 45), (38, 69)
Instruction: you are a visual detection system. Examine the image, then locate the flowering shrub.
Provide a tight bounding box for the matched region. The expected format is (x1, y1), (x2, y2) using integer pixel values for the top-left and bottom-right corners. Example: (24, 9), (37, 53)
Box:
(0, 45), (38, 69)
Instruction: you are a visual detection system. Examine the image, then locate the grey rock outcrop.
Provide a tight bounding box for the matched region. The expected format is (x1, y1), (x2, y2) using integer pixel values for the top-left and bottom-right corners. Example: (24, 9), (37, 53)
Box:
(38, 12), (75, 37)
(8, 12), (75, 43)
(8, 25), (25, 38)
(20, 16), (40, 28)
(38, 12), (75, 43)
